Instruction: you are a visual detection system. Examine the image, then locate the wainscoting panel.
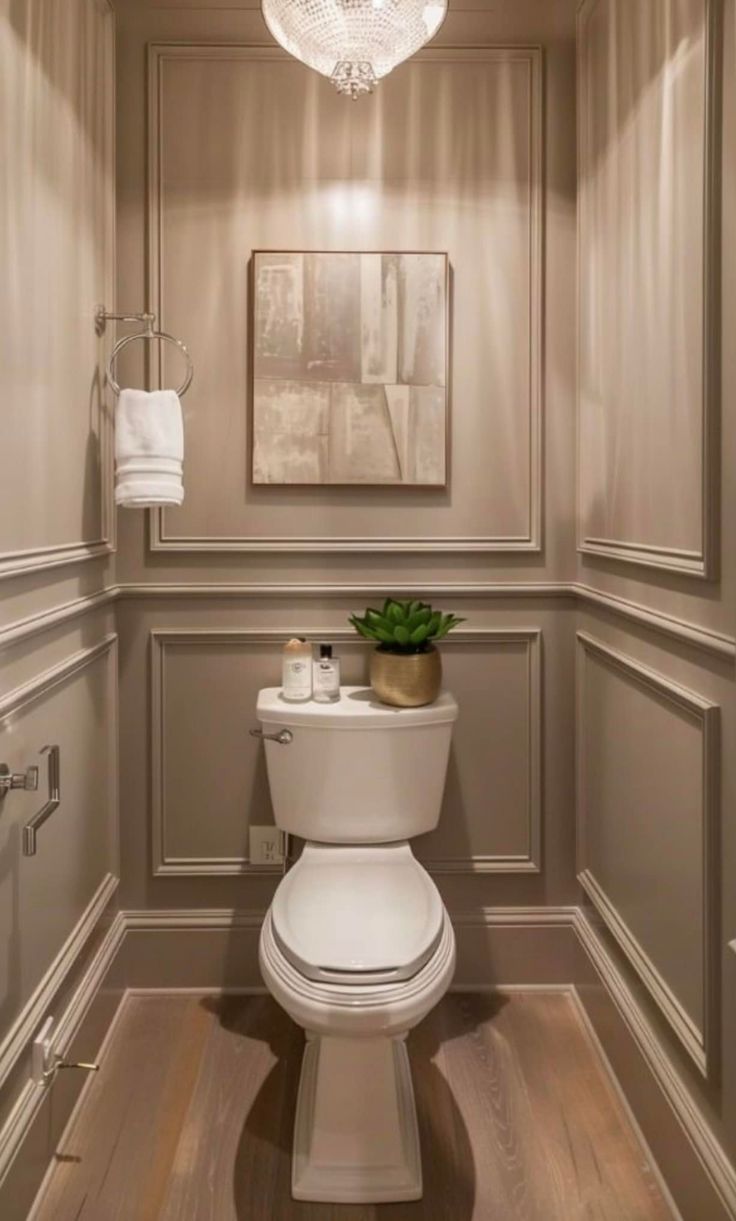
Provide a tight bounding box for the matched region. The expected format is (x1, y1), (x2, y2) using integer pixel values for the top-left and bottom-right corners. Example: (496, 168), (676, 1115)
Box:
(147, 43), (543, 553)
(0, 0), (115, 579)
(150, 629), (542, 876)
(577, 0), (719, 575)
(416, 631), (542, 873)
(0, 636), (119, 1051)
(576, 633), (719, 1076)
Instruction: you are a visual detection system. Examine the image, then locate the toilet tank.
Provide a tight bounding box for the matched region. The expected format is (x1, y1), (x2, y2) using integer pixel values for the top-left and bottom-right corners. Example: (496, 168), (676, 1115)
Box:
(255, 686), (458, 843)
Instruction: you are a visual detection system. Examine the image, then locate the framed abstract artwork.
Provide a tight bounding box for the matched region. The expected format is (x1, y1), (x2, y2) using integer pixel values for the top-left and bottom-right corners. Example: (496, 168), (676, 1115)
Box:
(251, 251), (448, 486)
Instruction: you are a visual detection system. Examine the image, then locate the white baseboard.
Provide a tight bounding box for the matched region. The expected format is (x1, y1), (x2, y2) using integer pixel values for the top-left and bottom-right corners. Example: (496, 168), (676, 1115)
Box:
(0, 906), (126, 1186)
(0, 874), (119, 1095)
(567, 986), (685, 1221)
(573, 909), (736, 1221)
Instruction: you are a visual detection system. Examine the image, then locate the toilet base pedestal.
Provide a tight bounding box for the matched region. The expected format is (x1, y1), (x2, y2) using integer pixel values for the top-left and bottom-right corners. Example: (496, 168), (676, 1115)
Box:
(292, 1033), (422, 1203)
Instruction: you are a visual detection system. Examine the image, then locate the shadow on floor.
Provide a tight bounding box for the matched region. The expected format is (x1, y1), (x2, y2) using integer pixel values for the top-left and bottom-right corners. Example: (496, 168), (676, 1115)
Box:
(204, 993), (509, 1220)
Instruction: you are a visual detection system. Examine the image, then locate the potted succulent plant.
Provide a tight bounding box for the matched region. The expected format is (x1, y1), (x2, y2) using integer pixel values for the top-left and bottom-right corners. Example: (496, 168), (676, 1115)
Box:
(349, 598), (464, 708)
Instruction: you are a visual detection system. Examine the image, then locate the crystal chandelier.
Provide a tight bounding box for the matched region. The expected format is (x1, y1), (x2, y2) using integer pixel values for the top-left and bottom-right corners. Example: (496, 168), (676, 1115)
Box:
(261, 0), (448, 99)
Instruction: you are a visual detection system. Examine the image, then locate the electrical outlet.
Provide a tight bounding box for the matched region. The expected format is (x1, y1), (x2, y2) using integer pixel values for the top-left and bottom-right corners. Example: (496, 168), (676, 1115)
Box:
(249, 826), (285, 866)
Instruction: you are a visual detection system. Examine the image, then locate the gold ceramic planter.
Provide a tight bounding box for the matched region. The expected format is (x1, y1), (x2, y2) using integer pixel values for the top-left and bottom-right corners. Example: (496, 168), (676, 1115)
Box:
(370, 646), (442, 708)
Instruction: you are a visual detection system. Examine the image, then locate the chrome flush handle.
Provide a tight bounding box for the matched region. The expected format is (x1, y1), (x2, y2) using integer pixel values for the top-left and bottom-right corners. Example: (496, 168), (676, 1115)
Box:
(0, 764), (39, 796)
(249, 728), (293, 745)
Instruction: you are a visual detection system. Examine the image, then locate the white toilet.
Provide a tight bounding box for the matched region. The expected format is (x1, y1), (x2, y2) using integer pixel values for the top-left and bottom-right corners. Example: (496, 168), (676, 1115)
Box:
(255, 685), (458, 1204)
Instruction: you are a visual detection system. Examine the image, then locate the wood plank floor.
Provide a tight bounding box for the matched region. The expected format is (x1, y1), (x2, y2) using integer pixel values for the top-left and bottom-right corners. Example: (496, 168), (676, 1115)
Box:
(30, 992), (674, 1221)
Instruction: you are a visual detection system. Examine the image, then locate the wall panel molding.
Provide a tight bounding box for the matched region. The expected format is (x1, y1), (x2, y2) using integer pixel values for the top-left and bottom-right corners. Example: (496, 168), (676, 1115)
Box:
(111, 581), (736, 659)
(150, 627), (543, 877)
(0, 0), (116, 584)
(0, 874), (118, 1096)
(147, 42), (544, 554)
(421, 629), (542, 873)
(576, 632), (719, 1077)
(1, 582), (733, 661)
(0, 588), (118, 654)
(576, 0), (721, 577)
(119, 581), (569, 600)
(574, 908), (736, 1220)
(0, 633), (120, 1098)
(0, 909), (125, 1188)
(0, 634), (118, 722)
(116, 904), (580, 992)
(574, 584), (736, 661)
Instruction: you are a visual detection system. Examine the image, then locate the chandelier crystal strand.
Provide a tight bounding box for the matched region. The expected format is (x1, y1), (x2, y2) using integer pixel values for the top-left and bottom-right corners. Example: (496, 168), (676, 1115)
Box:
(261, 0), (448, 97)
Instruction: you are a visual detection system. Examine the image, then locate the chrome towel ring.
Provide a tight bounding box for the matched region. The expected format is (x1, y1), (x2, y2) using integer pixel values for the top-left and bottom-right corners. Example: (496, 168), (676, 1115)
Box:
(96, 307), (194, 398)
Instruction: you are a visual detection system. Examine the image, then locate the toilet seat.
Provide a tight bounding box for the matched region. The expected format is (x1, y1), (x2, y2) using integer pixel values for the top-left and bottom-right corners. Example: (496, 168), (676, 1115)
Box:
(259, 906), (457, 1038)
(271, 842), (444, 985)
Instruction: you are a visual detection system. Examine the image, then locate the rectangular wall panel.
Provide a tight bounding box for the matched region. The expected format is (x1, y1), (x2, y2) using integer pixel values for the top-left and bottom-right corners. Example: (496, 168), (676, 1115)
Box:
(147, 44), (543, 552)
(0, 637), (119, 1042)
(576, 633), (719, 1075)
(0, 0), (115, 578)
(151, 630), (542, 876)
(577, 0), (718, 574)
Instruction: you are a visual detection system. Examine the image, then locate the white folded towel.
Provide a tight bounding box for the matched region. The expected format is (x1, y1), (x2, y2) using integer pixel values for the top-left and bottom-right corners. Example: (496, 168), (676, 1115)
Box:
(114, 388), (184, 508)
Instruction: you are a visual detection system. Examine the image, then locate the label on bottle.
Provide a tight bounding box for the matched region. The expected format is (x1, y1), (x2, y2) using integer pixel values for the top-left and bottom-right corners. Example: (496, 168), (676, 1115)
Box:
(282, 656), (312, 700)
(312, 659), (339, 700)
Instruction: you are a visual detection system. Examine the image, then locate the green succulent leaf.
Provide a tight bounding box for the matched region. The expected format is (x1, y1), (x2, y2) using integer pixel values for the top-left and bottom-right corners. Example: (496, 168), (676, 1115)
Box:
(374, 626), (396, 645)
(350, 616), (378, 640)
(349, 598), (463, 650)
(407, 607), (431, 631)
(425, 611), (441, 636)
(386, 601), (405, 624)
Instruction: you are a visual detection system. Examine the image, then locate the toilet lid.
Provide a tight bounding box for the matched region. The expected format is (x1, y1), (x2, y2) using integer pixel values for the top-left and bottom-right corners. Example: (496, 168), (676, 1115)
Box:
(271, 842), (444, 985)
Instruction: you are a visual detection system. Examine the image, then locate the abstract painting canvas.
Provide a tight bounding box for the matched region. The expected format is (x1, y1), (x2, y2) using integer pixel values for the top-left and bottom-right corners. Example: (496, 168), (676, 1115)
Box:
(252, 251), (448, 486)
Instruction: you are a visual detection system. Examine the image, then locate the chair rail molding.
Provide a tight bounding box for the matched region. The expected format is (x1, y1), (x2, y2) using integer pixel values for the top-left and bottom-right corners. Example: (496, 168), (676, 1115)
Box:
(0, 634), (119, 724)
(150, 627), (543, 877)
(1, 582), (734, 662)
(0, 587), (118, 655)
(575, 632), (720, 1077)
(147, 42), (543, 554)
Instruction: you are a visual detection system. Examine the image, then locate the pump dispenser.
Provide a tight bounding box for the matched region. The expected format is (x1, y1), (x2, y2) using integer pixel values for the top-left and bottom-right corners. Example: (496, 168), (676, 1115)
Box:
(313, 643), (340, 703)
(282, 638), (312, 702)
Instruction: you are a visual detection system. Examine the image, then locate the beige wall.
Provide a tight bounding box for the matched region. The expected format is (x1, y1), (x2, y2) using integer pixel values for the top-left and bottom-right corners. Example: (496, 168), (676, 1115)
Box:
(3, 0), (735, 1213)
(0, 0), (115, 581)
(113, 0), (581, 924)
(574, 0), (736, 1184)
(0, 0), (118, 1204)
(111, 0), (736, 1204)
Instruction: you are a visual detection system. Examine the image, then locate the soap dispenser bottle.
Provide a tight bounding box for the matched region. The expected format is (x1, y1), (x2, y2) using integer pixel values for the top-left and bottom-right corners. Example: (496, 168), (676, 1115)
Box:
(313, 643), (340, 703)
(282, 638), (312, 702)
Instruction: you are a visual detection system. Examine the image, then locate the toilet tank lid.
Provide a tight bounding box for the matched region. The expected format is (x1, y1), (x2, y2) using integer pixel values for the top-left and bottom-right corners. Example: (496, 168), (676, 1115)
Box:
(256, 686), (458, 729)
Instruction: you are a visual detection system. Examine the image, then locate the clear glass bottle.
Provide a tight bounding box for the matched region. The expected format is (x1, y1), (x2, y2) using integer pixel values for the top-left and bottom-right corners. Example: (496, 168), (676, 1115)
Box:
(282, 637), (312, 701)
(312, 643), (340, 703)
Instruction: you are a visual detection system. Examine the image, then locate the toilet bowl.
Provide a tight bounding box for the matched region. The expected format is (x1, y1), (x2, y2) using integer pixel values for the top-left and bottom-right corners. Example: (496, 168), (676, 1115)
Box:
(254, 686), (459, 1203)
